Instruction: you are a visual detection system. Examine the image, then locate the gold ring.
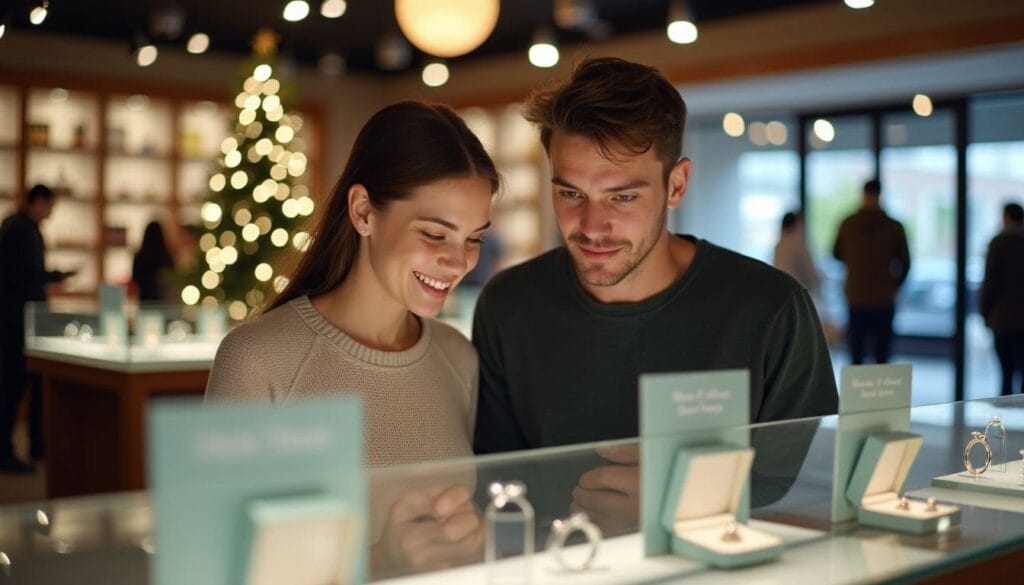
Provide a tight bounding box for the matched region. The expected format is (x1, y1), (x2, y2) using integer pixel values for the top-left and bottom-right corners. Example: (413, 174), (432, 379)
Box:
(964, 431), (992, 476)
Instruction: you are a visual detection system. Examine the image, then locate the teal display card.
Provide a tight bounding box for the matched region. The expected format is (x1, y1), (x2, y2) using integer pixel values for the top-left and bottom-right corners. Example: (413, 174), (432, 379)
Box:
(640, 369), (750, 556)
(148, 397), (366, 585)
(98, 284), (127, 345)
(831, 364), (912, 523)
(197, 305), (227, 340)
(98, 284), (126, 313)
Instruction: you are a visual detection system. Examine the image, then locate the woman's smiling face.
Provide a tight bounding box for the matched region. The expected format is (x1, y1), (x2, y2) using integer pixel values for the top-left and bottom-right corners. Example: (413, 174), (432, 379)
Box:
(362, 175), (493, 317)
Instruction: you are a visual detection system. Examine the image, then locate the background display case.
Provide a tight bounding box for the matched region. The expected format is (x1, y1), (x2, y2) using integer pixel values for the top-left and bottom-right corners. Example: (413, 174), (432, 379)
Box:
(1, 81), (321, 298)
(24, 300), (223, 498)
(25, 300), (224, 371)
(6, 397), (1024, 582)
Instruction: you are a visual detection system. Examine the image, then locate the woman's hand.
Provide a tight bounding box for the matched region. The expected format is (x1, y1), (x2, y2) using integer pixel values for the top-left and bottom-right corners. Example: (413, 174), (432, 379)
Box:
(371, 484), (484, 578)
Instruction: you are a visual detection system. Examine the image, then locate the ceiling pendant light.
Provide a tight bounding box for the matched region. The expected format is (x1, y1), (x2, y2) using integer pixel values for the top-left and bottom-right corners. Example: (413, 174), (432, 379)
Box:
(395, 0), (500, 58)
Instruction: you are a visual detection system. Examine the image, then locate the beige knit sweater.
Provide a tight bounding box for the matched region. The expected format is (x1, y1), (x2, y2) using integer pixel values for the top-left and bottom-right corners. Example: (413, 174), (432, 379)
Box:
(205, 296), (478, 467)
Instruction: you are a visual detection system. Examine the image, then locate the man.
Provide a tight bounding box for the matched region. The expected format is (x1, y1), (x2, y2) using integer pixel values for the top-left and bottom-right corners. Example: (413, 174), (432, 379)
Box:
(832, 179), (911, 365)
(980, 202), (1024, 396)
(472, 58), (838, 455)
(0, 184), (70, 472)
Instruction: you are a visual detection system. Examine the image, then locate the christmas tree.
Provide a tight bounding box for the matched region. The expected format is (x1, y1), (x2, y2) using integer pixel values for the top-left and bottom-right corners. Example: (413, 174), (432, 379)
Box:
(179, 28), (314, 321)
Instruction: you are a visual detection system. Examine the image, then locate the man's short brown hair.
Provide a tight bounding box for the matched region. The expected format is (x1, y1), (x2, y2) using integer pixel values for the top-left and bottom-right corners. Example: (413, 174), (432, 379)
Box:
(523, 57), (687, 177)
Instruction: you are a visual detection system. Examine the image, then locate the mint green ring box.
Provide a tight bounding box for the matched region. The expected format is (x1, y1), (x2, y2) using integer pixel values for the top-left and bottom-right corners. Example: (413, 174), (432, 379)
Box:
(659, 445), (782, 569)
(845, 432), (960, 535)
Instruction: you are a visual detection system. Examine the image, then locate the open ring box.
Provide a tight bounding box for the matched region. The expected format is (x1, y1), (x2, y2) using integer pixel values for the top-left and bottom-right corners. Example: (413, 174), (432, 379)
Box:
(846, 432), (960, 535)
(659, 445), (782, 569)
(241, 495), (361, 585)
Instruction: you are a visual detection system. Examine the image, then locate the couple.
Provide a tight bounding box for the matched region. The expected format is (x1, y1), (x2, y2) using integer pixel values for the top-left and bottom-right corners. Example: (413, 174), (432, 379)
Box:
(207, 57), (838, 573)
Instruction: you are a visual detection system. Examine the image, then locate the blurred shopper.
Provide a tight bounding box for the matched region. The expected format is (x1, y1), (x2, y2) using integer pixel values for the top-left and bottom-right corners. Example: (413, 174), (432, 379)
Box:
(0, 184), (72, 472)
(980, 202), (1024, 396)
(833, 179), (911, 364)
(131, 220), (175, 301)
(774, 211), (821, 298)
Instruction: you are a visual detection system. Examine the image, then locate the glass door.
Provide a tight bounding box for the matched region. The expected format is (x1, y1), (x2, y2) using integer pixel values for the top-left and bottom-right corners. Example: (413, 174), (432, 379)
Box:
(880, 109), (957, 404)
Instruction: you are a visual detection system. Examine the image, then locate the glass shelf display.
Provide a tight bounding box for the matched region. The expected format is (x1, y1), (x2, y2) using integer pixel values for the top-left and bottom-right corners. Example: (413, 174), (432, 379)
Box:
(27, 88), (100, 150)
(24, 299), (226, 371)
(0, 83), (321, 299)
(106, 94), (172, 157)
(458, 103), (549, 273)
(7, 397), (1024, 582)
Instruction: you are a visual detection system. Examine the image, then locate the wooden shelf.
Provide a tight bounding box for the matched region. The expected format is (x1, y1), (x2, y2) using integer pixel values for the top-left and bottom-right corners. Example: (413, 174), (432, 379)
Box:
(28, 145), (98, 155)
(107, 150), (173, 161)
(52, 242), (96, 252)
(104, 198), (169, 207)
(179, 154), (219, 163)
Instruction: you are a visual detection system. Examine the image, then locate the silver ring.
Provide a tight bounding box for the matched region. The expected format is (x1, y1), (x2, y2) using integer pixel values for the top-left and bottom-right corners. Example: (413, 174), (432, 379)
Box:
(547, 512), (601, 572)
(964, 431), (992, 476)
(984, 416), (1004, 438)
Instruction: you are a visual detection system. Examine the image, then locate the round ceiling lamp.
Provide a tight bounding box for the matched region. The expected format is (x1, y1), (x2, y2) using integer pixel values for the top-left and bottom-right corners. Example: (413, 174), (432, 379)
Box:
(395, 0), (500, 58)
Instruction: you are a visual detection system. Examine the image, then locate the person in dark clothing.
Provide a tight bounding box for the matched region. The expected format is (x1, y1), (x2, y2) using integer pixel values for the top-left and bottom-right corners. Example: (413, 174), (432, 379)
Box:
(980, 202), (1024, 396)
(0, 184), (71, 472)
(832, 179), (911, 365)
(473, 58), (838, 453)
(131, 220), (175, 301)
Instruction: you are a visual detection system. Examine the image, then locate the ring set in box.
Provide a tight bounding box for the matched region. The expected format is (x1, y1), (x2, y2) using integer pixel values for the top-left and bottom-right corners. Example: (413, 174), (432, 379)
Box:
(660, 445), (782, 568)
(846, 432), (960, 535)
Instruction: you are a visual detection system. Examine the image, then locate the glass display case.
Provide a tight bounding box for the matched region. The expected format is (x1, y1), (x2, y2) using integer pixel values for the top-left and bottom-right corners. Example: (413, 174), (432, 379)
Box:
(24, 300), (224, 372)
(5, 396), (1024, 583)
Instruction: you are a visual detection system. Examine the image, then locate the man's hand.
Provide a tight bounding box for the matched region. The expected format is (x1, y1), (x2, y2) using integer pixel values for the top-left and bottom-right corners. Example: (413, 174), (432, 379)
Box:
(571, 444), (640, 537)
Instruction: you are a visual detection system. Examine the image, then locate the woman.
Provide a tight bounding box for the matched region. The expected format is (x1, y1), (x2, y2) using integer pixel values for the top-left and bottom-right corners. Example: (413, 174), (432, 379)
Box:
(132, 220), (175, 301)
(205, 101), (498, 467)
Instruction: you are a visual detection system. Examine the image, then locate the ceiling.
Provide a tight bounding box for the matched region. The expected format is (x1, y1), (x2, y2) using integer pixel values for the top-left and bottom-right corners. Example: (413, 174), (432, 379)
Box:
(6, 0), (829, 75)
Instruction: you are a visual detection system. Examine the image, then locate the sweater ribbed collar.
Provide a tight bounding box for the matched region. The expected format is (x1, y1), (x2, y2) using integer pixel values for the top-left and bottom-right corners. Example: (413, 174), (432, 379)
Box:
(290, 296), (432, 367)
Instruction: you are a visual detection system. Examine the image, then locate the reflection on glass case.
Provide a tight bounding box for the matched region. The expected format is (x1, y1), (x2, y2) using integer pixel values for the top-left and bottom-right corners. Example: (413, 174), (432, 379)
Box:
(25, 300), (225, 370)
(10, 395), (1024, 583)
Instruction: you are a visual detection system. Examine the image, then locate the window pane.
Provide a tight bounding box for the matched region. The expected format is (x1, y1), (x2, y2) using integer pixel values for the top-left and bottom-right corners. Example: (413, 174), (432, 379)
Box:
(967, 92), (1024, 399)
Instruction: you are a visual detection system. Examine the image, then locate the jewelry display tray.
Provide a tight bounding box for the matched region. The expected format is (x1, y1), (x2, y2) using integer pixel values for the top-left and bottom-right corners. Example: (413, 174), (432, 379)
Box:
(933, 458), (1024, 498)
(847, 432), (960, 535)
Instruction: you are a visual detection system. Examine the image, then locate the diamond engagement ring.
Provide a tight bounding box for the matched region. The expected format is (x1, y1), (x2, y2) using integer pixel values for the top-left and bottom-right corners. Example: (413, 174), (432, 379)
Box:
(547, 512), (601, 572)
(964, 431), (993, 477)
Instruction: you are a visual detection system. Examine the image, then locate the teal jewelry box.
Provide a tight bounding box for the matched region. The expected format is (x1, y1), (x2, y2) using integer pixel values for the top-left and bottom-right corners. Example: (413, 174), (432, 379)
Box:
(240, 495), (360, 585)
(659, 444), (782, 569)
(845, 432), (960, 535)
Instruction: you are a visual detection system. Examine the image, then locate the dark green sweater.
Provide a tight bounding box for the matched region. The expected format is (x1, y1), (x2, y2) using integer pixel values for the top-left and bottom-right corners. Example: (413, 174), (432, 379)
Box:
(472, 236), (838, 453)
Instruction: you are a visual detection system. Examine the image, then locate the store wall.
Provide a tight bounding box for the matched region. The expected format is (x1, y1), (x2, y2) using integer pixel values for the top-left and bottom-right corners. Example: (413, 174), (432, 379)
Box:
(0, 29), (389, 190)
